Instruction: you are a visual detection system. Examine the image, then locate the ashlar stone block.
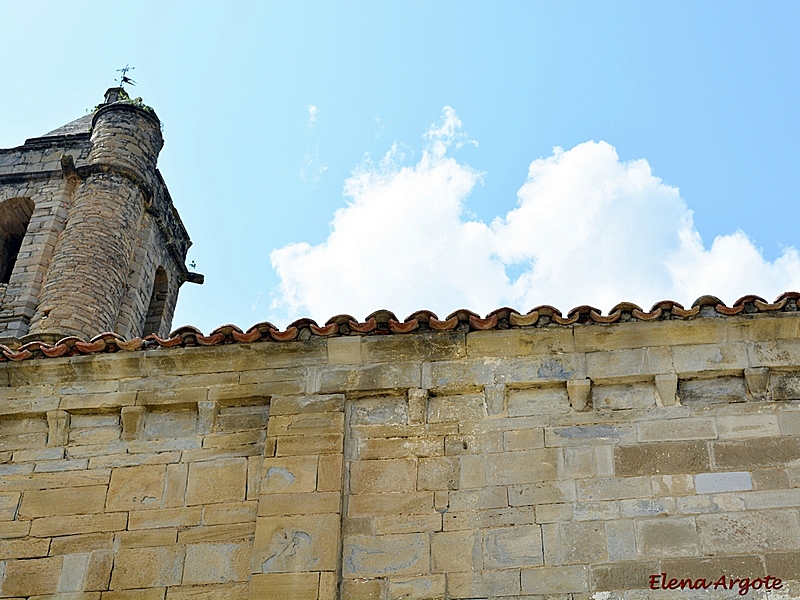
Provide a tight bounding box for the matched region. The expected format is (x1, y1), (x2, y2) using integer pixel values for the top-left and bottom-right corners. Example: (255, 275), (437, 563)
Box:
(253, 513), (339, 573)
(342, 533), (429, 577)
(106, 464), (166, 511)
(186, 458), (247, 505)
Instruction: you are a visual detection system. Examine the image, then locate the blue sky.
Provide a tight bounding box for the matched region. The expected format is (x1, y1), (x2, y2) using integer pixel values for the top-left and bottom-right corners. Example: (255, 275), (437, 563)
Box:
(1, 2), (799, 332)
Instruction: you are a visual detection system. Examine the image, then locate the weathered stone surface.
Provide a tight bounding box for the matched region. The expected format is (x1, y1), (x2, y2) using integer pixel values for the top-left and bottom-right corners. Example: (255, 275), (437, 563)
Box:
(110, 545), (185, 589)
(521, 565), (588, 593)
(592, 383), (656, 410)
(697, 509), (800, 553)
(679, 376), (747, 404)
(483, 524), (543, 568)
(253, 513), (338, 573)
(19, 484), (107, 517)
(106, 464), (165, 511)
(343, 533), (428, 576)
(186, 458), (247, 505)
(635, 517), (700, 557)
(713, 437), (800, 470)
(183, 541), (251, 584)
(508, 386), (569, 416)
(615, 441), (710, 476)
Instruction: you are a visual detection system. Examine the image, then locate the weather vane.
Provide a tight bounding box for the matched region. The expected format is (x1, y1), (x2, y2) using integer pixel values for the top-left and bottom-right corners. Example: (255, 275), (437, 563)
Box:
(116, 65), (137, 88)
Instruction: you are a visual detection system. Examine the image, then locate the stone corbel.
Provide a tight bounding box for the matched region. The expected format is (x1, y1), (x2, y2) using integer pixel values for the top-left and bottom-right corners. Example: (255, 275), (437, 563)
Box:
(655, 373), (679, 406)
(46, 410), (70, 447)
(121, 406), (146, 441)
(198, 400), (219, 435)
(744, 367), (770, 401)
(567, 378), (592, 412)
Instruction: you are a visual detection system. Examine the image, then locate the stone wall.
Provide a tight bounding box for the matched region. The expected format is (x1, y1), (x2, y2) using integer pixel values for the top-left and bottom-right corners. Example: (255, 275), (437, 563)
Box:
(0, 312), (799, 598)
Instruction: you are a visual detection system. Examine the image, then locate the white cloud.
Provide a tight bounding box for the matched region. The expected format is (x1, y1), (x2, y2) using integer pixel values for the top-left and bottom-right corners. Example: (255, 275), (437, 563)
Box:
(307, 104), (319, 130)
(271, 107), (800, 323)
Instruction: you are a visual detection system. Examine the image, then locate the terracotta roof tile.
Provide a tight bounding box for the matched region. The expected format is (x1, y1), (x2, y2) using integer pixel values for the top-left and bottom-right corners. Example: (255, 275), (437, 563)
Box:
(1, 292), (798, 361)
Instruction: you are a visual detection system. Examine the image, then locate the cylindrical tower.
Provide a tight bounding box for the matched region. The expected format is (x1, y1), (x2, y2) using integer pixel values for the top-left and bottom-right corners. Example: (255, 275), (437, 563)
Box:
(28, 93), (164, 340)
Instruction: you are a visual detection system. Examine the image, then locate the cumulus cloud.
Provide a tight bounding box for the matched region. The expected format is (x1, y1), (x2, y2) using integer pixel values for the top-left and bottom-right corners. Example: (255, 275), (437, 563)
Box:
(271, 107), (800, 322)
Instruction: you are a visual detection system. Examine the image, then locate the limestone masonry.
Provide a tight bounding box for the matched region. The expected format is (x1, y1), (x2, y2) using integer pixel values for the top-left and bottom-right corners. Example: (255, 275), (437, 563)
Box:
(0, 90), (798, 599)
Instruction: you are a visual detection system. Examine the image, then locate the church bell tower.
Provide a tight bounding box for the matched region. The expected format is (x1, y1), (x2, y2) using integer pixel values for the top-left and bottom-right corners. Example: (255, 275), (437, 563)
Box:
(0, 88), (202, 344)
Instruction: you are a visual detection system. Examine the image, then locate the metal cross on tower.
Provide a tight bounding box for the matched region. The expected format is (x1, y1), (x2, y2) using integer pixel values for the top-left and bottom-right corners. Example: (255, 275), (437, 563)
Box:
(116, 65), (137, 88)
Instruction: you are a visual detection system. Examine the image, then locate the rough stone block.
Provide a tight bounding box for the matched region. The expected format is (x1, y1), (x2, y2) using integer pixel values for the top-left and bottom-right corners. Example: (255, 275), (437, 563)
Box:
(350, 458), (416, 494)
(342, 533), (428, 577)
(485, 448), (559, 485)
(30, 512), (128, 537)
(697, 509), (800, 553)
(252, 513), (338, 573)
(387, 574), (446, 600)
(593, 383), (657, 410)
(614, 441), (710, 476)
(717, 414), (780, 439)
(605, 519), (637, 561)
(261, 456), (318, 494)
(508, 386), (570, 417)
(772, 372), (800, 400)
(483, 524), (544, 568)
(363, 332), (465, 363)
(590, 560), (659, 591)
(779, 411), (800, 435)
(426, 393), (486, 423)
(417, 456), (459, 491)
(447, 569), (520, 598)
(713, 437), (800, 470)
(635, 517), (700, 558)
(271, 394), (345, 416)
(249, 572), (320, 600)
(431, 530), (481, 572)
(106, 464), (166, 511)
(546, 423), (635, 446)
(340, 577), (385, 600)
(268, 412), (345, 437)
(521, 565), (588, 593)
(448, 486), (508, 511)
(358, 436), (442, 460)
(1, 555), (62, 596)
(183, 541), (251, 584)
(542, 521), (607, 565)
(586, 347), (672, 382)
(257, 491), (340, 516)
(637, 418), (716, 442)
(0, 537), (49, 559)
(508, 480), (576, 506)
(327, 336), (362, 365)
(661, 554), (766, 580)
(467, 328), (574, 357)
(672, 342), (749, 374)
(127, 507), (202, 530)
(351, 395), (408, 427)
(19, 484), (107, 518)
(679, 376), (747, 404)
(502, 428), (544, 451)
(694, 471), (752, 494)
(495, 354), (585, 386)
(577, 476), (651, 501)
(347, 492), (433, 516)
(422, 360), (494, 397)
(764, 551), (800, 580)
(186, 458), (247, 505)
(110, 545), (185, 589)
(316, 362), (421, 394)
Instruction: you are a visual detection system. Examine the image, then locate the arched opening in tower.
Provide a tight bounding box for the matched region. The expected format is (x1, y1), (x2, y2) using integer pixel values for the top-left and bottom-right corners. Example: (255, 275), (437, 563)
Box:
(143, 266), (168, 336)
(0, 197), (34, 284)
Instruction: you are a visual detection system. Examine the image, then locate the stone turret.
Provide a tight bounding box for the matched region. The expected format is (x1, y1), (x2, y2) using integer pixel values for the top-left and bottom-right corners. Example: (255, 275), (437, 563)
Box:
(0, 88), (202, 343)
